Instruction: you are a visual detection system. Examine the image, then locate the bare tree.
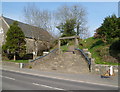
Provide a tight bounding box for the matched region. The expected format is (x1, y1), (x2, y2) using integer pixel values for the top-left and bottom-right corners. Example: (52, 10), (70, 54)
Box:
(23, 4), (51, 31)
(55, 4), (88, 38)
(23, 4), (89, 39)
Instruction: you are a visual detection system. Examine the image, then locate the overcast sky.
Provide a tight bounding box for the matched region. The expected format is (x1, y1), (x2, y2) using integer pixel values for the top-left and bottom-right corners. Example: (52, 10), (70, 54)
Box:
(2, 2), (118, 37)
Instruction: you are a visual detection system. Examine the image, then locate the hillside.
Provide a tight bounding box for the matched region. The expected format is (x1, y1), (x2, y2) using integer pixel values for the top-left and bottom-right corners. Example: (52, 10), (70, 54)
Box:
(79, 37), (120, 65)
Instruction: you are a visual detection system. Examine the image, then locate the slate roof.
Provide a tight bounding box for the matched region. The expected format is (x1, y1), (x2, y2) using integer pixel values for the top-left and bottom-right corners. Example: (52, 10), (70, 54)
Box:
(3, 17), (54, 41)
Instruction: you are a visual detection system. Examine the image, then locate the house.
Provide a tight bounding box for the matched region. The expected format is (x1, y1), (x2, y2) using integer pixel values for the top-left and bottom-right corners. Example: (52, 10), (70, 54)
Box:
(0, 16), (54, 57)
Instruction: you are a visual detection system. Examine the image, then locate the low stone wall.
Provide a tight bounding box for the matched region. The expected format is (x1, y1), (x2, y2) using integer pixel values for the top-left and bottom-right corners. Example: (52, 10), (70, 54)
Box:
(91, 64), (118, 75)
(2, 49), (59, 69)
(26, 49), (59, 67)
(82, 49), (118, 75)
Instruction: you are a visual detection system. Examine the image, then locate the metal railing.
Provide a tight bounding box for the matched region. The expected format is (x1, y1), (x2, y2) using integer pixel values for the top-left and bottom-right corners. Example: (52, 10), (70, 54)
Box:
(75, 48), (91, 72)
(29, 48), (58, 63)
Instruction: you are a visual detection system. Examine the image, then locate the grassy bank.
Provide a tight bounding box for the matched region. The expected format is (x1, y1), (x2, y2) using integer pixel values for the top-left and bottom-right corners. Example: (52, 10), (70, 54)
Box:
(79, 37), (120, 65)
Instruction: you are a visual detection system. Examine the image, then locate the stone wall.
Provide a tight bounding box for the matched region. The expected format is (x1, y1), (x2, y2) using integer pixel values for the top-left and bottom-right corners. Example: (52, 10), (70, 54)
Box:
(82, 49), (118, 75)
(91, 64), (118, 75)
(24, 49), (59, 68)
(34, 49), (59, 64)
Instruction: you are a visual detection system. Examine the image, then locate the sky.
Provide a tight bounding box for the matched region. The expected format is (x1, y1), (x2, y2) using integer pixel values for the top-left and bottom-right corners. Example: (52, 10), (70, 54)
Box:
(1, 2), (119, 37)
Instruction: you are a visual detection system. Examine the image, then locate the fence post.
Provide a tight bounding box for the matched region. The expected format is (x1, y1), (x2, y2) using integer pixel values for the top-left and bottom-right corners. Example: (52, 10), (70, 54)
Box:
(58, 39), (61, 54)
(19, 63), (23, 68)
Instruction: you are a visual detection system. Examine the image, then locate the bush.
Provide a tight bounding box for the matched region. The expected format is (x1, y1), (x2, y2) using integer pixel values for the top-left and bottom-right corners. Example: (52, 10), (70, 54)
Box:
(29, 65), (32, 69)
(3, 21), (26, 60)
(79, 37), (119, 64)
(109, 40), (120, 61)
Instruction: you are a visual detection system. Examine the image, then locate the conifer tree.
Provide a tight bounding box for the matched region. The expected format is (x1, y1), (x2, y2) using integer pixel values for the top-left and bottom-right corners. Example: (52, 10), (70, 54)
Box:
(95, 15), (120, 42)
(57, 18), (76, 37)
(2, 21), (26, 60)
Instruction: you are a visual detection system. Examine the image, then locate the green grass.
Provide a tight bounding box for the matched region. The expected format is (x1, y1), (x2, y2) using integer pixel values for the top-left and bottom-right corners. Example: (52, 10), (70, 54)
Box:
(4, 60), (29, 63)
(95, 61), (120, 65)
(79, 37), (120, 65)
(61, 45), (68, 52)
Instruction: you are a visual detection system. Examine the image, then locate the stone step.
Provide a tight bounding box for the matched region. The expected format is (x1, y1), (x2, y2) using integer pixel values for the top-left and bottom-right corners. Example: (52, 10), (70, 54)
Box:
(32, 51), (89, 74)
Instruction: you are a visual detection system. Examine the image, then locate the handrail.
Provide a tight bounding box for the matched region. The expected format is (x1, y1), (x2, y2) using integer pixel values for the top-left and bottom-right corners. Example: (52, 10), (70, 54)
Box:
(75, 48), (91, 72)
(29, 48), (58, 62)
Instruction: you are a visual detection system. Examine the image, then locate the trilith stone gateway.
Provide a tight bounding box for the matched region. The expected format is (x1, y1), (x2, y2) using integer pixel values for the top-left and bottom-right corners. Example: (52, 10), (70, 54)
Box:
(0, 16), (54, 56)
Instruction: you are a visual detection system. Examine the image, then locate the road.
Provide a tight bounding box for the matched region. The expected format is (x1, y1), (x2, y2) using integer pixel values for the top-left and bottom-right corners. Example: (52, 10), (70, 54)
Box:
(1, 70), (118, 91)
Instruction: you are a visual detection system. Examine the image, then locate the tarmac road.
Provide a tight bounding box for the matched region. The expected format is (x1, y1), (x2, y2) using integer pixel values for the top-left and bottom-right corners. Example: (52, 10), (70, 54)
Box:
(2, 70), (118, 91)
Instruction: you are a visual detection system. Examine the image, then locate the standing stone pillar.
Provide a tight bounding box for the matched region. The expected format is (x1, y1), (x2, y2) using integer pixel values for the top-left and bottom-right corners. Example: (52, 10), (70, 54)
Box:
(58, 39), (61, 54)
(91, 58), (95, 72)
(75, 37), (78, 48)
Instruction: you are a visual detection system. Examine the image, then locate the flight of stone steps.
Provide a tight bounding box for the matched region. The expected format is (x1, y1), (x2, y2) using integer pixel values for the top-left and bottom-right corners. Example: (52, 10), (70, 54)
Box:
(31, 46), (89, 74)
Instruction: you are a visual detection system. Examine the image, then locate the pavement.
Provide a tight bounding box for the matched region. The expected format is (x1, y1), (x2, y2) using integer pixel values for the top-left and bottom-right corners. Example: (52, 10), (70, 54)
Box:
(0, 64), (119, 88)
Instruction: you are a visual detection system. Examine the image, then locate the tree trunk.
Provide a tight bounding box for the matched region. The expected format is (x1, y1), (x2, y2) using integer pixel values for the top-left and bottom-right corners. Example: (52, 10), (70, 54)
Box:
(14, 53), (16, 61)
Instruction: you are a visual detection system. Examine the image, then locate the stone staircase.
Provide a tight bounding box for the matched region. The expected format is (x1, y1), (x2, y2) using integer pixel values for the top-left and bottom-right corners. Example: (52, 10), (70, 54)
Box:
(31, 46), (89, 74)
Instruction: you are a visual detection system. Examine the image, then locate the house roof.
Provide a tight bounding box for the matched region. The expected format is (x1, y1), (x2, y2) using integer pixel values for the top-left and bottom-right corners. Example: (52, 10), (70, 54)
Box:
(2, 16), (54, 41)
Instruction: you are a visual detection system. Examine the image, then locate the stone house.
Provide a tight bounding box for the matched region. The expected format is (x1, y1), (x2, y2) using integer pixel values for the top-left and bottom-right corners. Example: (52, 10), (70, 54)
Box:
(0, 16), (54, 57)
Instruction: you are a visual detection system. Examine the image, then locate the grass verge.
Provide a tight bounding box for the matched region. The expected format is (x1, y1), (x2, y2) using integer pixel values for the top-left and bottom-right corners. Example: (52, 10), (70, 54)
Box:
(4, 60), (29, 63)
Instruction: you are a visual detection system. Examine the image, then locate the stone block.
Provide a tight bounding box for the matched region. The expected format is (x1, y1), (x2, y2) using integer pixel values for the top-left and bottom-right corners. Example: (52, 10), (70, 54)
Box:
(43, 52), (49, 56)
(88, 52), (91, 58)
(83, 49), (88, 52)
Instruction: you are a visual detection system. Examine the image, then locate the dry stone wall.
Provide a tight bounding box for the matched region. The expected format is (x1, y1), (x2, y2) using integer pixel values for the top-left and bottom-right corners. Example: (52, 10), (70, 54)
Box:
(82, 49), (118, 75)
